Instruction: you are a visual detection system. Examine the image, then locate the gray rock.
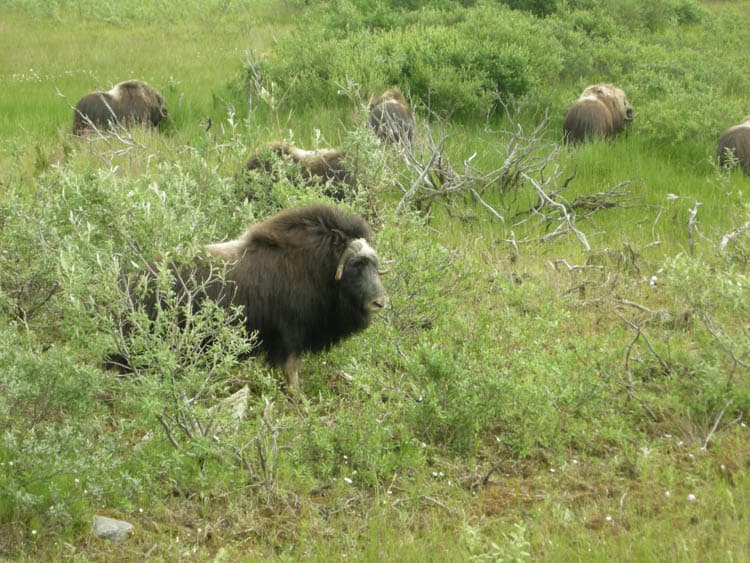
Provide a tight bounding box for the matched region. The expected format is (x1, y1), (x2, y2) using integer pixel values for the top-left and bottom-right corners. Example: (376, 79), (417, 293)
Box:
(93, 515), (134, 542)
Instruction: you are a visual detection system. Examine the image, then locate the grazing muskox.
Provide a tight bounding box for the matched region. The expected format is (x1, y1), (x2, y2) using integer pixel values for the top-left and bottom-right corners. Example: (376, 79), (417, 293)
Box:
(368, 88), (415, 147)
(243, 143), (355, 200)
(73, 80), (168, 135)
(109, 205), (388, 391)
(563, 83), (634, 144)
(716, 116), (750, 175)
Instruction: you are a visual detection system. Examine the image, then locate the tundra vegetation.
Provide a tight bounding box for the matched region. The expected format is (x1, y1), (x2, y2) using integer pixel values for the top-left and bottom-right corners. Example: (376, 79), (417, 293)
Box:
(1, 0), (749, 560)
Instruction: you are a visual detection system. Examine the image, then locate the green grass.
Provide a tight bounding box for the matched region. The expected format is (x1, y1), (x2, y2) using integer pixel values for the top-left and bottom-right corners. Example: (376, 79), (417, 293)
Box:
(1, 0), (750, 560)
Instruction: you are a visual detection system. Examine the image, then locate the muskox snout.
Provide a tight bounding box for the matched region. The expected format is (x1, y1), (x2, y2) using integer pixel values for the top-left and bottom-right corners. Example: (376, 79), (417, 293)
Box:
(625, 107), (635, 121)
(369, 294), (389, 312)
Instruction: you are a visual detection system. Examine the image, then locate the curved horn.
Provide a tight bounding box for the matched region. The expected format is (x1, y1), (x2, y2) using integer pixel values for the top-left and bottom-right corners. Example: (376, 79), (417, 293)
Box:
(335, 239), (366, 281)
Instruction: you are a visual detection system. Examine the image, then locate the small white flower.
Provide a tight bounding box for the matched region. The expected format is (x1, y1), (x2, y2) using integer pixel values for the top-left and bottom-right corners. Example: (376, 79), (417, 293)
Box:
(139, 508), (144, 513)
(432, 471), (438, 477)
(664, 490), (671, 497)
(344, 477), (353, 485)
(572, 459), (579, 465)
(666, 193), (679, 200)
(650, 275), (658, 287)
(31, 530), (37, 536)
(74, 478), (80, 484)
(687, 494), (696, 502)
(387, 490), (393, 495)
(549, 468), (556, 473)
(605, 515), (613, 522)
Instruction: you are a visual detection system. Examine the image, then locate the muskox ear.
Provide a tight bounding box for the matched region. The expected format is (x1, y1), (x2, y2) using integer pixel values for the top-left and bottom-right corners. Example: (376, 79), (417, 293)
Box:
(205, 238), (246, 264)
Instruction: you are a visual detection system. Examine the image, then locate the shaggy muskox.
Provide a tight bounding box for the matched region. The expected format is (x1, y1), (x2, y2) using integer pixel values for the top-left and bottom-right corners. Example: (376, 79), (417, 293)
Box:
(716, 116), (750, 175)
(563, 83), (634, 144)
(368, 88), (415, 146)
(109, 204), (388, 391)
(243, 143), (355, 200)
(73, 80), (168, 135)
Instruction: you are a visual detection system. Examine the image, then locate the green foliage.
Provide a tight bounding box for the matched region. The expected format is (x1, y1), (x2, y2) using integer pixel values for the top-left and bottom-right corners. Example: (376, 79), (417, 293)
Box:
(501, 0), (557, 17)
(1, 0), (750, 560)
(261, 3), (563, 117)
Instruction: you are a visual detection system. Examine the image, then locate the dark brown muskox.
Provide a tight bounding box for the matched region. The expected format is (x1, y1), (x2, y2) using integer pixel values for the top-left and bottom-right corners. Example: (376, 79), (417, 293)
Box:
(73, 80), (168, 135)
(368, 88), (416, 147)
(108, 204), (388, 391)
(716, 116), (750, 175)
(243, 143), (356, 200)
(563, 83), (634, 144)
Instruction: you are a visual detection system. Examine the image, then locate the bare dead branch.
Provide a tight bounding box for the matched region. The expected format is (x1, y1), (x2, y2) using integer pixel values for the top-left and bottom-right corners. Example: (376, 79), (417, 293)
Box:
(687, 201), (702, 256)
(719, 220), (750, 251)
(523, 173), (591, 252)
(701, 400), (732, 451)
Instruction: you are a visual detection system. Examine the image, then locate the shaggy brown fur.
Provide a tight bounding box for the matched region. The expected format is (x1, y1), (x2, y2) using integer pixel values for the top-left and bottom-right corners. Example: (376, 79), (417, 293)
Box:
(243, 143), (355, 200)
(106, 205), (388, 391)
(563, 83), (634, 144)
(368, 88), (415, 146)
(717, 116), (750, 175)
(73, 80), (168, 135)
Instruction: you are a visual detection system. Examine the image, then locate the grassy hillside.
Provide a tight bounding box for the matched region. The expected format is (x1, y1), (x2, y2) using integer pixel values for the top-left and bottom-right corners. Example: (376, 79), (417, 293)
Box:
(1, 0), (749, 560)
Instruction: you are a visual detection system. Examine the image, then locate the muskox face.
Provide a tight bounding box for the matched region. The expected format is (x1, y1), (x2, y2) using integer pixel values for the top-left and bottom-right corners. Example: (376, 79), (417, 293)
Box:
(581, 83), (634, 123)
(335, 238), (389, 317)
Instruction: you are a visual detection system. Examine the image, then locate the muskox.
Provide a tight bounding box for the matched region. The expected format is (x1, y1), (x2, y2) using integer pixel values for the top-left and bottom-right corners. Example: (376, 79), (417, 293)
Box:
(73, 80), (168, 135)
(243, 143), (355, 200)
(563, 83), (634, 144)
(368, 88), (416, 147)
(716, 116), (750, 175)
(109, 205), (388, 391)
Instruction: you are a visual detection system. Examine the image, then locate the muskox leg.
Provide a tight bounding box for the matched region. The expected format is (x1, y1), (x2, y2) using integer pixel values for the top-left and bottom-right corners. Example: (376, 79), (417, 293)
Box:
(283, 354), (300, 391)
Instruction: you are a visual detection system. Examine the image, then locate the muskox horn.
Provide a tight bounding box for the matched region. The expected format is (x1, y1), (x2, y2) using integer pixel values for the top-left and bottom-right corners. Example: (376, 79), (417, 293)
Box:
(335, 238), (367, 281)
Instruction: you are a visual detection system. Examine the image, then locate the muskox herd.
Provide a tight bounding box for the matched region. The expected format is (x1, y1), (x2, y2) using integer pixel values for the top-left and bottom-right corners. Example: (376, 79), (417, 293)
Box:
(72, 79), (750, 176)
(79, 78), (744, 392)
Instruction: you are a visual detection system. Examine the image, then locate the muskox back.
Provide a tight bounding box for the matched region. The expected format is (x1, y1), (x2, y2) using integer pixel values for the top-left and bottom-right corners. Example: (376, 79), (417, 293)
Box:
(369, 88), (416, 147)
(717, 116), (750, 176)
(109, 205), (388, 391)
(243, 143), (355, 200)
(73, 80), (168, 135)
(563, 83), (634, 144)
